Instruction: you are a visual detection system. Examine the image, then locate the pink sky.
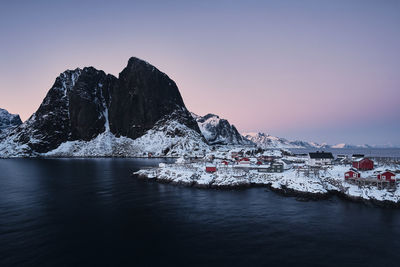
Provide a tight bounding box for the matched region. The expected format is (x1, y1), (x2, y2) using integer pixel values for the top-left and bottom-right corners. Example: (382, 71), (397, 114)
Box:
(1, 0), (399, 145)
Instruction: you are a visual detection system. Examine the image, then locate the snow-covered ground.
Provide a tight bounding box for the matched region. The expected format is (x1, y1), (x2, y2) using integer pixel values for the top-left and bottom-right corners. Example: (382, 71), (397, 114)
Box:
(135, 161), (400, 205)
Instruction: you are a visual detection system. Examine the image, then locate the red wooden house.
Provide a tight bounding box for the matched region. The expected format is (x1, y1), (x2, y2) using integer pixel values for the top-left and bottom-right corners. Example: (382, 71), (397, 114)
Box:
(377, 171), (396, 182)
(221, 160), (229, 166)
(205, 166), (217, 173)
(352, 158), (374, 170)
(238, 157), (251, 165)
(345, 170), (360, 179)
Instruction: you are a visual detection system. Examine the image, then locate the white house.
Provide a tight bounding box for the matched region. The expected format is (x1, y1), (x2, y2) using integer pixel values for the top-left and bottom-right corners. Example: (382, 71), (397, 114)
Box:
(308, 151), (334, 166)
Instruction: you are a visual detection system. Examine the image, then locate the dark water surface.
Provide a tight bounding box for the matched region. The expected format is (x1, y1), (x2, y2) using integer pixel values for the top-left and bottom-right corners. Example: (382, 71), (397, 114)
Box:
(0, 159), (399, 266)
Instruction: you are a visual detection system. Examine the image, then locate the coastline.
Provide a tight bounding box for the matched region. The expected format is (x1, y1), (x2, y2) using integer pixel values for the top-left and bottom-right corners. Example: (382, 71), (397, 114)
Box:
(134, 163), (400, 208)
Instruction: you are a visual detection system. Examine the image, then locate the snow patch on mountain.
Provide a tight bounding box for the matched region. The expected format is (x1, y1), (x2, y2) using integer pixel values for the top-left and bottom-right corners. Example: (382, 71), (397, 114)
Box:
(43, 118), (209, 157)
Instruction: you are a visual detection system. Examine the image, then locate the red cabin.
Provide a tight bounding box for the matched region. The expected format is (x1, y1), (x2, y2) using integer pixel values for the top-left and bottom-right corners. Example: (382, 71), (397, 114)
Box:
(352, 158), (374, 170)
(256, 161), (263, 165)
(205, 166), (217, 173)
(377, 171), (396, 182)
(239, 157), (250, 162)
(221, 160), (229, 165)
(345, 170), (360, 179)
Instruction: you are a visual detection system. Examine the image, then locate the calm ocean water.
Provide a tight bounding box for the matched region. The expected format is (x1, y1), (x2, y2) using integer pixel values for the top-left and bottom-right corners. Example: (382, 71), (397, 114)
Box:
(0, 158), (399, 266)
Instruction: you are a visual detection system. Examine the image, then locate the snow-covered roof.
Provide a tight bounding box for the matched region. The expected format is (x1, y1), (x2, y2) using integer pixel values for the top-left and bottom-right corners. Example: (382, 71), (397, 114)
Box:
(262, 149), (282, 157)
(353, 157), (372, 162)
(346, 169), (360, 174)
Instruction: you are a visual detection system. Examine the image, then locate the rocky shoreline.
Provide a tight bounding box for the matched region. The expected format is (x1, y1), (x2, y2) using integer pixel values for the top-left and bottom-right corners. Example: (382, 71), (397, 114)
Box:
(134, 165), (400, 208)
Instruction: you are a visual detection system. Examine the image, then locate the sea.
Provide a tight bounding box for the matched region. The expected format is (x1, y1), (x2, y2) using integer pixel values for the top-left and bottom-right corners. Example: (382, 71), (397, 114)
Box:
(0, 153), (399, 266)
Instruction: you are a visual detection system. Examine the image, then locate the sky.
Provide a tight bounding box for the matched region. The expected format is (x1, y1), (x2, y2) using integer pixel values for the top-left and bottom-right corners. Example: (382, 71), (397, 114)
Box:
(0, 0), (399, 146)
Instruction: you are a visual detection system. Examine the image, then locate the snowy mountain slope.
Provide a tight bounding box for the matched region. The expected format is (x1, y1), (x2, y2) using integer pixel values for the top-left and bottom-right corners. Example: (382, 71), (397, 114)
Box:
(45, 112), (209, 157)
(0, 108), (22, 138)
(242, 132), (380, 149)
(242, 132), (324, 149)
(192, 113), (252, 145)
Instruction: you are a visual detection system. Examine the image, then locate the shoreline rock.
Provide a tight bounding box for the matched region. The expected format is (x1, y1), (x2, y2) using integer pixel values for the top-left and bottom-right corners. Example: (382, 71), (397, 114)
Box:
(134, 169), (400, 208)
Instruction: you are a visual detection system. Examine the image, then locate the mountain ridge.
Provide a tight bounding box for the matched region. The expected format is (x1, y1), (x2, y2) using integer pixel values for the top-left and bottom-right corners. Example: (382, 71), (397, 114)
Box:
(242, 132), (395, 149)
(0, 57), (204, 157)
(0, 108), (22, 140)
(191, 113), (252, 145)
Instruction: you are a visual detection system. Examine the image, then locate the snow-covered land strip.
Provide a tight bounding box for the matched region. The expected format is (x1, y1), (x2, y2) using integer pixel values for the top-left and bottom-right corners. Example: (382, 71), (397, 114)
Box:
(135, 164), (328, 195)
(134, 164), (400, 206)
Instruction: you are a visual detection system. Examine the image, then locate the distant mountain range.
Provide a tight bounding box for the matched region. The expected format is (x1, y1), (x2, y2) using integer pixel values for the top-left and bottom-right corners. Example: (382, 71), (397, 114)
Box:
(241, 132), (393, 149)
(242, 132), (323, 149)
(189, 115), (389, 149)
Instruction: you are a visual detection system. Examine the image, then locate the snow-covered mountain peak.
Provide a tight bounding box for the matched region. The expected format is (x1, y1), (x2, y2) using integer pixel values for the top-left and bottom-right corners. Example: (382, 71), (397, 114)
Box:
(0, 108), (22, 133)
(191, 113), (251, 145)
(242, 132), (325, 149)
(244, 132), (266, 137)
(196, 113), (222, 125)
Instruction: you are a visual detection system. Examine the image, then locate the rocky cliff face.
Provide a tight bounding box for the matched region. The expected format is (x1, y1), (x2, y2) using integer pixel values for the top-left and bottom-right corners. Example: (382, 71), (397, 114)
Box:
(0, 108), (22, 137)
(192, 113), (251, 145)
(13, 68), (116, 153)
(109, 57), (199, 139)
(0, 57), (202, 156)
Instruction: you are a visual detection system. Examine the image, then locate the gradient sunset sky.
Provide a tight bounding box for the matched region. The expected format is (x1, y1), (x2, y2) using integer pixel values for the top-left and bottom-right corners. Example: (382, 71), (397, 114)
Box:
(1, 0), (399, 146)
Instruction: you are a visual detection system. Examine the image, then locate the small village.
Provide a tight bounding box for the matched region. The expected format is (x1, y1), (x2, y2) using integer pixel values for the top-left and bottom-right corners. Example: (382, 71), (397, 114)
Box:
(136, 148), (400, 204)
(177, 148), (399, 190)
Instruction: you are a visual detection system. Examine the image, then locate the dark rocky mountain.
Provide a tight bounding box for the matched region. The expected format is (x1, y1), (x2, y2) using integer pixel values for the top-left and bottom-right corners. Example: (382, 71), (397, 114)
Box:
(1, 57), (201, 155)
(109, 58), (199, 139)
(192, 113), (252, 145)
(0, 108), (22, 137)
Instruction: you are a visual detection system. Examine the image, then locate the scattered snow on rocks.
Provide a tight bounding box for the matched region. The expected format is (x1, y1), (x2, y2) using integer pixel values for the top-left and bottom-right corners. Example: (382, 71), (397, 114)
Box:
(192, 113), (251, 145)
(135, 162), (400, 204)
(0, 108), (22, 138)
(42, 119), (209, 158)
(242, 132), (320, 149)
